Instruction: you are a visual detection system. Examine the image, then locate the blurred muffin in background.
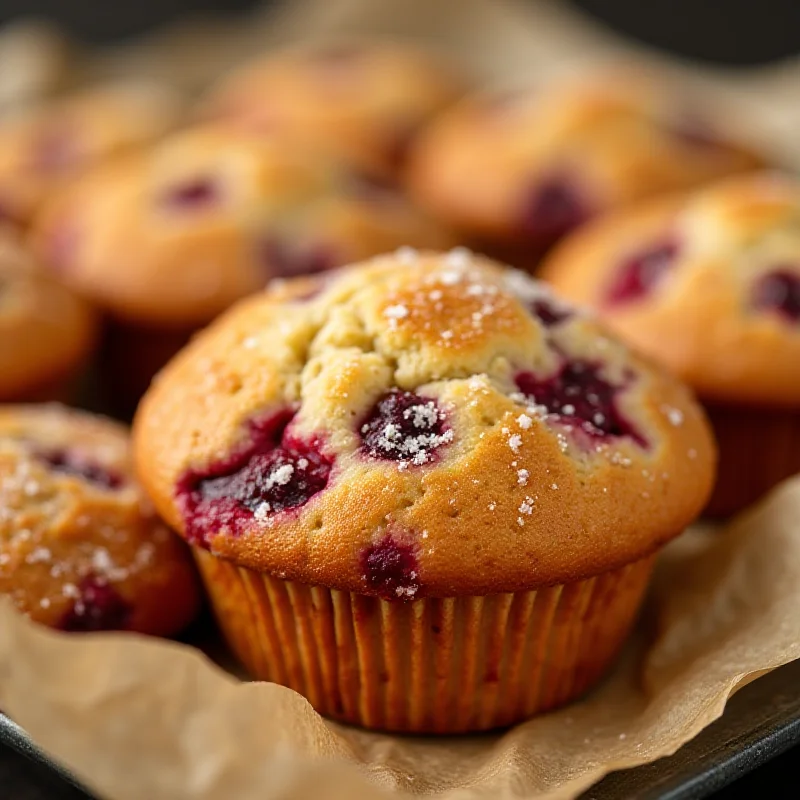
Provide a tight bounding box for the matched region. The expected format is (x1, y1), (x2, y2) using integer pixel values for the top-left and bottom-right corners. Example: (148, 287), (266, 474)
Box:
(0, 81), (181, 226)
(0, 225), (96, 402)
(0, 404), (199, 635)
(30, 126), (453, 412)
(201, 40), (463, 178)
(542, 171), (800, 516)
(407, 71), (764, 268)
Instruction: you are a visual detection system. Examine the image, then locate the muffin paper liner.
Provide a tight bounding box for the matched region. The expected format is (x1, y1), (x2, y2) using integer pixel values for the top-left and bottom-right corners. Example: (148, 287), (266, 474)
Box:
(3, 478), (800, 799)
(706, 404), (800, 516)
(194, 550), (654, 733)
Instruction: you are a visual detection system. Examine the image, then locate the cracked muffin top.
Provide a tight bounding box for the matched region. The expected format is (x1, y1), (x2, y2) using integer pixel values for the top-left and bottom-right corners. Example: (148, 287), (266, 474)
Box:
(133, 249), (715, 597)
(30, 126), (452, 327)
(0, 82), (180, 225)
(201, 39), (462, 177)
(0, 226), (96, 400)
(406, 73), (763, 252)
(0, 405), (199, 634)
(542, 172), (800, 408)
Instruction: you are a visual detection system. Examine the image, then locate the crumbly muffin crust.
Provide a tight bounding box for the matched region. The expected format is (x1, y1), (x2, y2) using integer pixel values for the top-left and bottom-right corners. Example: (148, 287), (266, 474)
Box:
(134, 249), (715, 597)
(407, 74), (762, 248)
(0, 226), (96, 400)
(542, 172), (800, 407)
(0, 405), (199, 633)
(31, 126), (452, 327)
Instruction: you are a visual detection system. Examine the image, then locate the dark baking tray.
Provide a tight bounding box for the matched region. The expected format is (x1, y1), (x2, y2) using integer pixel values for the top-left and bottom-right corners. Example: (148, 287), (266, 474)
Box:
(2, 657), (799, 799)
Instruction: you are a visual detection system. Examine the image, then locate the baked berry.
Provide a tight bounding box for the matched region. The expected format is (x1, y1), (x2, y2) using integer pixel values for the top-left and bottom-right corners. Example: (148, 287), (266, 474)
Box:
(530, 296), (572, 327)
(260, 237), (337, 279)
(360, 390), (451, 465)
(604, 239), (678, 306)
(161, 177), (219, 209)
(178, 410), (332, 544)
(361, 534), (419, 599)
(37, 449), (123, 489)
(519, 176), (589, 246)
(59, 575), (132, 632)
(751, 269), (800, 322)
(516, 360), (645, 445)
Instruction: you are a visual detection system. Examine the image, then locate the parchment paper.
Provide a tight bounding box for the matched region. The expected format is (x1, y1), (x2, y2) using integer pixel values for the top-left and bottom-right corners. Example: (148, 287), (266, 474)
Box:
(1, 477), (800, 800)
(3, 1), (800, 798)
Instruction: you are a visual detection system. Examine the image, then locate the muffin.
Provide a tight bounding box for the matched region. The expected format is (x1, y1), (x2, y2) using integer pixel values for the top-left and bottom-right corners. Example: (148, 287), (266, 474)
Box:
(0, 225), (96, 402)
(542, 171), (800, 516)
(0, 81), (180, 226)
(30, 126), (451, 411)
(133, 248), (715, 732)
(407, 73), (763, 265)
(0, 404), (200, 634)
(201, 40), (462, 177)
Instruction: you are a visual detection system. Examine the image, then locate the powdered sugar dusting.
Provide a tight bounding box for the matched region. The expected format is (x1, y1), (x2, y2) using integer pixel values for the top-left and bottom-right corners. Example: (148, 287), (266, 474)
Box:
(361, 391), (453, 468)
(519, 497), (535, 515)
(26, 547), (52, 564)
(384, 303), (409, 330)
(444, 247), (472, 270)
(439, 271), (462, 286)
(395, 246), (418, 264)
(662, 405), (684, 426)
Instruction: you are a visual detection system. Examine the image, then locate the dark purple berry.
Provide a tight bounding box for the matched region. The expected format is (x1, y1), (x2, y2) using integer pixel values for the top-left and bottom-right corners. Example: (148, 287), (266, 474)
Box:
(37, 449), (123, 490)
(161, 177), (219, 209)
(751, 269), (800, 323)
(515, 360), (645, 446)
(60, 576), (132, 632)
(176, 410), (332, 546)
(604, 239), (678, 306)
(519, 176), (590, 247)
(360, 390), (451, 465)
(361, 534), (419, 599)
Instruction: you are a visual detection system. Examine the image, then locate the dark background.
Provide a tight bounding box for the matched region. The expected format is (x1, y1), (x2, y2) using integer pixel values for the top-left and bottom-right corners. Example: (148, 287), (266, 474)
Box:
(0, 0), (798, 797)
(0, 0), (798, 66)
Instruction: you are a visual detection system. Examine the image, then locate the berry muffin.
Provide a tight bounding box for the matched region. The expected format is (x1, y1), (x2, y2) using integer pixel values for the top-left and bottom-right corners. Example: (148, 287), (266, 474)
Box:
(543, 171), (800, 516)
(201, 40), (462, 177)
(0, 225), (96, 402)
(0, 405), (199, 634)
(30, 126), (451, 411)
(0, 81), (180, 226)
(133, 248), (715, 733)
(407, 73), (763, 265)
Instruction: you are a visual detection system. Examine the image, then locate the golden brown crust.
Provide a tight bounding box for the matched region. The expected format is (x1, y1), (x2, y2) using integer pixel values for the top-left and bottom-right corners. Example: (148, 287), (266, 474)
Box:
(0, 226), (97, 400)
(134, 250), (714, 596)
(406, 73), (763, 243)
(201, 40), (462, 176)
(542, 172), (800, 407)
(0, 405), (199, 635)
(30, 126), (453, 327)
(0, 82), (180, 224)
